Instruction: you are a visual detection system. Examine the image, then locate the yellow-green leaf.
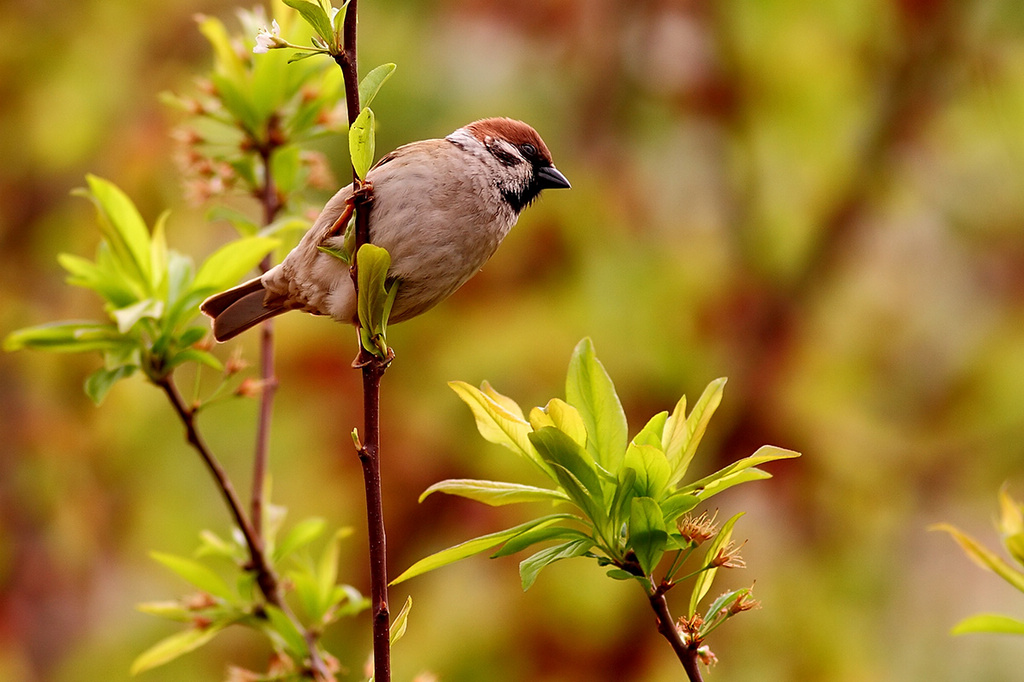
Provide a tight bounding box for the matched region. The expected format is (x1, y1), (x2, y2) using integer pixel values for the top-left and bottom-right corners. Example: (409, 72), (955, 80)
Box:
(449, 381), (546, 473)
(392, 515), (570, 585)
(665, 378), (726, 486)
(932, 523), (1024, 593)
(359, 63), (396, 109)
(952, 613), (1024, 636)
(419, 479), (568, 506)
(529, 398), (587, 449)
(193, 236), (279, 294)
(77, 175), (153, 292)
(565, 338), (627, 472)
(349, 107), (375, 180)
(390, 596), (412, 646)
(130, 622), (228, 675)
(150, 552), (235, 602)
(689, 512), (744, 616)
(629, 496), (668, 576)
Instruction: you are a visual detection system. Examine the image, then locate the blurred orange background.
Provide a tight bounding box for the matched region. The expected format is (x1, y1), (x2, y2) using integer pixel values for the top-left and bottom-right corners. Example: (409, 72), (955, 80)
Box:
(4, 1), (1024, 680)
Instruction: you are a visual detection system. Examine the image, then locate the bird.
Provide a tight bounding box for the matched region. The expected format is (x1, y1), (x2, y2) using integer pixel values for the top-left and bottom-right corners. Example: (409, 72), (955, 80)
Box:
(200, 117), (570, 342)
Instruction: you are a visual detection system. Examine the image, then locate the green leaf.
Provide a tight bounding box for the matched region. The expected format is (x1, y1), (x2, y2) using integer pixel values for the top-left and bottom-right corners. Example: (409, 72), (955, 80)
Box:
(359, 63), (397, 108)
(250, 33), (294, 120)
(693, 468), (772, 502)
(664, 378), (726, 486)
(195, 530), (244, 562)
(529, 398), (587, 449)
(998, 487), (1024, 566)
(622, 443), (671, 501)
(209, 72), (261, 136)
(480, 380), (527, 419)
(283, 0), (335, 46)
(112, 298), (164, 334)
(287, 50), (325, 64)
(77, 175), (153, 292)
(933, 523), (1024, 594)
(565, 338), (628, 472)
(166, 348), (223, 372)
(58, 251), (137, 307)
(314, 529), (346, 620)
(420, 479), (569, 506)
(196, 14), (245, 82)
(999, 487), (1024, 536)
(628, 496), (668, 576)
(263, 605), (308, 658)
(633, 411), (668, 449)
(952, 613), (1024, 636)
(192, 236), (279, 295)
(150, 211), (169, 292)
(150, 552), (235, 602)
(492, 525), (592, 559)
(130, 622), (229, 675)
(135, 600), (192, 622)
(356, 243), (394, 356)
(529, 427), (604, 502)
(660, 491), (702, 526)
(317, 243), (350, 264)
(390, 596), (413, 646)
(290, 568), (322, 625)
(331, 0), (348, 38)
(270, 145), (303, 196)
(609, 467), (638, 531)
(349, 107), (376, 181)
(519, 538), (594, 591)
(331, 583), (369, 620)
(4, 321), (127, 354)
(545, 463), (607, 534)
(702, 587), (752, 627)
(275, 517), (327, 561)
(84, 365), (137, 405)
(449, 381), (548, 474)
(681, 446), (801, 497)
(392, 514), (573, 584)
(206, 205), (260, 238)
(689, 512), (744, 616)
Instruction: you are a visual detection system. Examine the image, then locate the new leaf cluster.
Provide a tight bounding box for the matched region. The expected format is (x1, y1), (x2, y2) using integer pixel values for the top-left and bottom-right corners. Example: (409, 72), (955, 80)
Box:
(396, 338), (799, 625)
(3, 175), (276, 403)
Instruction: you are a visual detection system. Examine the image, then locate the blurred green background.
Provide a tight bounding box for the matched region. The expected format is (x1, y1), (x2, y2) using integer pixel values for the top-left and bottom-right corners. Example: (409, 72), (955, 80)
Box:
(4, 0), (1024, 680)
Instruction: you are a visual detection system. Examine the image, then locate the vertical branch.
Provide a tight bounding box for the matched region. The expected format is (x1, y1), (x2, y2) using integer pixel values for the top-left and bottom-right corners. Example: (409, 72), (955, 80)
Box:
(357, 360), (390, 678)
(333, 3), (393, 681)
(335, 0), (372, 251)
(253, 137), (283, 538)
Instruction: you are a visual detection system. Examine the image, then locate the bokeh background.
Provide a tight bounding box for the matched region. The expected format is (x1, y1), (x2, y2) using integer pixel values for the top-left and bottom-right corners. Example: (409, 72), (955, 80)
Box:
(4, 0), (1024, 680)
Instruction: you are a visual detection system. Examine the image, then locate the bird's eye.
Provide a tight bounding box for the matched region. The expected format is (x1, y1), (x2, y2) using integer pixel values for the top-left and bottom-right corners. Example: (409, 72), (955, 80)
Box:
(520, 143), (537, 158)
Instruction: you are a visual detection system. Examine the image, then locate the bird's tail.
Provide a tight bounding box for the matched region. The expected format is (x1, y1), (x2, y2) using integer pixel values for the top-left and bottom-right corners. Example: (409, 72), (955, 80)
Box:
(200, 278), (286, 342)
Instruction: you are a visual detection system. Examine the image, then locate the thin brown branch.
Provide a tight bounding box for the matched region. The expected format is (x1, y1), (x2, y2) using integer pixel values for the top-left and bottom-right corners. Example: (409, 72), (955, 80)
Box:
(158, 376), (276, 597)
(252, 270), (277, 538)
(156, 375), (333, 681)
(252, 142), (283, 539)
(334, 0), (372, 252)
(648, 588), (704, 682)
(333, 3), (392, 681)
(356, 357), (391, 680)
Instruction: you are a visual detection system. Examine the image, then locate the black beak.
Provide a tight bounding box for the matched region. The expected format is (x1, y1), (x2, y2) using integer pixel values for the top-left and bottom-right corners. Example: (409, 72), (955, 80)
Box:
(536, 165), (571, 190)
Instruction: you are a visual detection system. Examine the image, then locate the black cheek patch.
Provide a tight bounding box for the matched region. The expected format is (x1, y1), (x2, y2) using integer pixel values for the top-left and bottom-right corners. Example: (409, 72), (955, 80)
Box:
(501, 179), (543, 214)
(487, 140), (523, 167)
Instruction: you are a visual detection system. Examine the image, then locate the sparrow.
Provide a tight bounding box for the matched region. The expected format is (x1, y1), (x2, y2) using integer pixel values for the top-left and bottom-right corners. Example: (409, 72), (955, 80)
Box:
(201, 117), (570, 342)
